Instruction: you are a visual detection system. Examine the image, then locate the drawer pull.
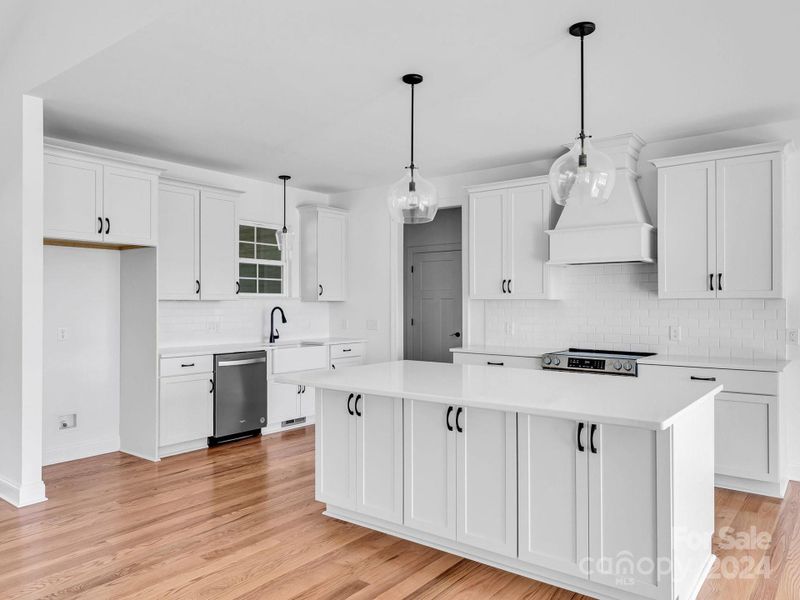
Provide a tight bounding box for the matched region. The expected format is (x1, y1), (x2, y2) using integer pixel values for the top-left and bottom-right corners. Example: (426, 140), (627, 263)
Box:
(342, 348), (352, 353)
(487, 361), (504, 366)
(217, 357), (266, 367)
(690, 376), (717, 382)
(181, 363), (195, 368)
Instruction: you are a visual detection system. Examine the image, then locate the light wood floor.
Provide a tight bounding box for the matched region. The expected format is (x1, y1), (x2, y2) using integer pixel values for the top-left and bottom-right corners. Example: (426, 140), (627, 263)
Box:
(1, 426), (798, 599)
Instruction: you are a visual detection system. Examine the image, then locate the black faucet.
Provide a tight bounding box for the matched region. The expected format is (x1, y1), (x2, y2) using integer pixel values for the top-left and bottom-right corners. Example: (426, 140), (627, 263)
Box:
(269, 306), (287, 344)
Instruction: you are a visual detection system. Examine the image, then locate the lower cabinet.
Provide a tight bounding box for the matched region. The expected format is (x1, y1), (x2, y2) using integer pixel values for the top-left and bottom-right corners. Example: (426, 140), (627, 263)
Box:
(159, 373), (213, 448)
(518, 414), (660, 596)
(404, 399), (517, 557)
(316, 390), (403, 523)
(715, 392), (776, 481)
(268, 381), (314, 425)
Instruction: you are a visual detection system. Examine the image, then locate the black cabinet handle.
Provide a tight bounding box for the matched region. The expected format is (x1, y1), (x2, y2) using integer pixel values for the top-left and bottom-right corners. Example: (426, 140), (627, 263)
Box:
(502, 279), (507, 294)
(195, 280), (200, 294)
(354, 394), (362, 417)
(590, 423), (598, 454)
(301, 385), (306, 394)
(97, 217), (103, 234)
(487, 361), (504, 366)
(507, 279), (512, 294)
(105, 217), (110, 235)
(342, 348), (352, 353)
(181, 363), (195, 367)
(456, 407), (464, 433)
(449, 332), (461, 338)
(446, 406), (454, 431)
(209, 378), (215, 394)
(718, 273), (723, 291)
(235, 281), (240, 294)
(577, 422), (585, 452)
(346, 393), (354, 415)
(709, 273), (714, 291)
(331, 363), (336, 370)
(690, 375), (717, 382)
(319, 284), (323, 296)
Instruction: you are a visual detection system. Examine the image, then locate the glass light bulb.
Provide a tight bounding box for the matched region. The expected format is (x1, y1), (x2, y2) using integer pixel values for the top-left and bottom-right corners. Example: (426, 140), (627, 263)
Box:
(548, 138), (616, 207)
(275, 227), (294, 259)
(387, 169), (438, 224)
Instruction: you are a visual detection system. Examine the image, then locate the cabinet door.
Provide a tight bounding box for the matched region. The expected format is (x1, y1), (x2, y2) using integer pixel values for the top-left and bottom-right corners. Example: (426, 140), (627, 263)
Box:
(268, 380), (300, 424)
(456, 407), (517, 556)
(102, 166), (157, 246)
(588, 424), (660, 596)
(469, 190), (506, 299)
(657, 162), (716, 298)
(716, 153), (782, 298)
(200, 191), (238, 300)
(158, 184), (200, 300)
(316, 390), (356, 509)
(159, 374), (213, 446)
(716, 392), (776, 481)
(44, 154), (103, 242)
(299, 385), (315, 418)
(506, 184), (550, 299)
(404, 399), (457, 539)
(356, 395), (403, 523)
(518, 415), (589, 579)
(317, 211), (347, 301)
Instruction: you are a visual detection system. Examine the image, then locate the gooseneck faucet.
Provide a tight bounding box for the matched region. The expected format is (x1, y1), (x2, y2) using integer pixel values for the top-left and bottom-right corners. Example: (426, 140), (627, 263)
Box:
(269, 306), (287, 344)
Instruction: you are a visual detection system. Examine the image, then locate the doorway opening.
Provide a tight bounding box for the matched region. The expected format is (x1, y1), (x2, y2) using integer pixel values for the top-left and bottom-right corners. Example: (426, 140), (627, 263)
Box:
(403, 208), (462, 362)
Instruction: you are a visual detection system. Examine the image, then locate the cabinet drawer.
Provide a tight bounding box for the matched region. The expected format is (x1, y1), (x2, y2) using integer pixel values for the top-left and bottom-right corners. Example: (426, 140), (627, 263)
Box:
(331, 357), (363, 370)
(638, 364), (777, 395)
(271, 345), (329, 374)
(160, 355), (213, 377)
(452, 352), (540, 369)
(330, 342), (365, 359)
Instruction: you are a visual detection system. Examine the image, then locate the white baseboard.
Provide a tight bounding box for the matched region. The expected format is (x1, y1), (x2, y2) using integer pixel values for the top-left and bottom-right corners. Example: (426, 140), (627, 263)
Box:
(0, 475), (46, 508)
(44, 435), (120, 466)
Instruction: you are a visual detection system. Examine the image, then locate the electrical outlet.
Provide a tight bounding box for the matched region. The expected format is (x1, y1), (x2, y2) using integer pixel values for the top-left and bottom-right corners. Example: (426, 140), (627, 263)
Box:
(58, 414), (77, 430)
(57, 327), (69, 342)
(669, 325), (682, 342)
(504, 322), (514, 336)
(789, 329), (799, 345)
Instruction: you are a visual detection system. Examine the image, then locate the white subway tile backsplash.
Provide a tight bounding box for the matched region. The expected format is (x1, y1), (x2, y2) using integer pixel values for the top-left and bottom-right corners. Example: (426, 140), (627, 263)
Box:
(484, 263), (786, 359)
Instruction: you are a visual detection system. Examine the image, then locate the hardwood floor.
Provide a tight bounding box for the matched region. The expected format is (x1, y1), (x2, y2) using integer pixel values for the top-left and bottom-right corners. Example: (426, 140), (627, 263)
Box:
(1, 427), (798, 599)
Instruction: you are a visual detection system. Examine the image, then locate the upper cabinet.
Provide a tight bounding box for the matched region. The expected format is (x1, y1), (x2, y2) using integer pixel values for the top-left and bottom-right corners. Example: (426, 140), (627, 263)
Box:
(652, 141), (792, 299)
(298, 205), (347, 302)
(44, 147), (159, 246)
(158, 180), (240, 301)
(467, 178), (554, 300)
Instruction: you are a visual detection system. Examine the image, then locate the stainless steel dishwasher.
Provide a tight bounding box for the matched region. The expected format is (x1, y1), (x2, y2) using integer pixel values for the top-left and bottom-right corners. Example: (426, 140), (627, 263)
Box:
(211, 350), (267, 444)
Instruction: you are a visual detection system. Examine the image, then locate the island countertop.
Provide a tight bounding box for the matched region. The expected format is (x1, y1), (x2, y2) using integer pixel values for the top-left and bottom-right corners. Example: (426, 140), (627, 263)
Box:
(276, 360), (722, 431)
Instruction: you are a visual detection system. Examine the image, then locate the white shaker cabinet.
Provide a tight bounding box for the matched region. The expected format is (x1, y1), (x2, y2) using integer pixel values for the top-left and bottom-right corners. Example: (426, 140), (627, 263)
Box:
(200, 190), (239, 300)
(298, 205), (348, 301)
(468, 177), (553, 300)
(44, 147), (159, 246)
(653, 142), (790, 299)
(404, 399), (517, 557)
(158, 355), (214, 456)
(316, 391), (403, 523)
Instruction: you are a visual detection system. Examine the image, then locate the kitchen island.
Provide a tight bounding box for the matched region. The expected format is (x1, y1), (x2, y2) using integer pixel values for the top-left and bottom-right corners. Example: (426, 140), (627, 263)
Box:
(277, 360), (722, 600)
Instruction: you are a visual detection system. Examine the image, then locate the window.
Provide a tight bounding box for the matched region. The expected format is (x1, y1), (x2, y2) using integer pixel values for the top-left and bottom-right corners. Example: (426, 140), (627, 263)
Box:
(238, 222), (285, 295)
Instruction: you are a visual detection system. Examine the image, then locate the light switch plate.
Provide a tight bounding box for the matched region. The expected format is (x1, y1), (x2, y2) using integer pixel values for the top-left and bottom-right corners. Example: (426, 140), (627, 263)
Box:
(789, 329), (799, 345)
(669, 325), (681, 342)
(366, 319), (378, 331)
(57, 327), (68, 341)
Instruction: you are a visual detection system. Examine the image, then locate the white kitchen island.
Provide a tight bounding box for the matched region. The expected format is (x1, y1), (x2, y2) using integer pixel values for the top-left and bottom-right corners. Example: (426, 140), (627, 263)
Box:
(277, 360), (722, 600)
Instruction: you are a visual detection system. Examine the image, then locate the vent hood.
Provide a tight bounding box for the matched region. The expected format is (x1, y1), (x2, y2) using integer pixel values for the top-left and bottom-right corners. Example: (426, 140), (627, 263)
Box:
(547, 133), (655, 265)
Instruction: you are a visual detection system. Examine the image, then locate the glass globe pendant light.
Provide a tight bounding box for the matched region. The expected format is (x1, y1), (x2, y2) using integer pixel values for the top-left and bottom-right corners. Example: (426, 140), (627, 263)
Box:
(275, 175), (294, 258)
(548, 22), (616, 207)
(387, 74), (438, 224)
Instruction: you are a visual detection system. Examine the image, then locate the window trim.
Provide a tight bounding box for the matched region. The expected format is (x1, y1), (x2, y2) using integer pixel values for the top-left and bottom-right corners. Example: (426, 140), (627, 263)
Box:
(238, 219), (287, 298)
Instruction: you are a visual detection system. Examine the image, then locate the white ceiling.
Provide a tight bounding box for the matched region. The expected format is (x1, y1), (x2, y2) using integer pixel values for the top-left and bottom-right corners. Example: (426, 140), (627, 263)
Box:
(35, 0), (800, 193)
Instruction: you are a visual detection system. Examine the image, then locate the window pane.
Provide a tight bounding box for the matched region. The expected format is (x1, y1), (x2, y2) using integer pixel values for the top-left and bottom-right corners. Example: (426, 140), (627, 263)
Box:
(239, 225), (255, 242)
(258, 264), (282, 279)
(259, 279), (282, 294)
(239, 278), (257, 293)
(239, 263), (257, 278)
(257, 227), (277, 244)
(256, 244), (281, 261)
(239, 242), (255, 259)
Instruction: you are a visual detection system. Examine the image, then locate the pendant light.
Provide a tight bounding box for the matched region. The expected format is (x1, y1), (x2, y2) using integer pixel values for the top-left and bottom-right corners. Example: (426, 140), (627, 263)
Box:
(548, 22), (616, 207)
(275, 175), (294, 257)
(387, 74), (439, 224)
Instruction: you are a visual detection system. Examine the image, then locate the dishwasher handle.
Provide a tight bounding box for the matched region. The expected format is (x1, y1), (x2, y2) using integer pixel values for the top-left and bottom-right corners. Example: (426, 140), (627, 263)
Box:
(217, 357), (266, 367)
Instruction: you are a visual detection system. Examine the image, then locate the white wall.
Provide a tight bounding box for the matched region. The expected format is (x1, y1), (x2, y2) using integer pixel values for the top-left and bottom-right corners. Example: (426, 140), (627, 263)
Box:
(43, 247), (121, 465)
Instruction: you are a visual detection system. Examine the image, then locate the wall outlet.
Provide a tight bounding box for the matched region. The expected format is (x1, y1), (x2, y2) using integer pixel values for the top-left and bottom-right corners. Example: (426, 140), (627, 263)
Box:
(789, 328), (799, 345)
(57, 327), (69, 342)
(207, 321), (219, 332)
(58, 414), (77, 430)
(669, 325), (682, 342)
(366, 319), (378, 331)
(504, 322), (514, 336)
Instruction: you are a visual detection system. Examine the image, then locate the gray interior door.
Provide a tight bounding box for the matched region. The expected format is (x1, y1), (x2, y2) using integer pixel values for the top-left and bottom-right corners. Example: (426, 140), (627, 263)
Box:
(411, 250), (462, 362)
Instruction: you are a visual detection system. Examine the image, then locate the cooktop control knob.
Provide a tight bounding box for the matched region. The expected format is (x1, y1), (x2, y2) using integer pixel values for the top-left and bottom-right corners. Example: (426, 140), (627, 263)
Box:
(613, 360), (622, 370)
(553, 357), (561, 366)
(623, 361), (632, 371)
(543, 355), (552, 365)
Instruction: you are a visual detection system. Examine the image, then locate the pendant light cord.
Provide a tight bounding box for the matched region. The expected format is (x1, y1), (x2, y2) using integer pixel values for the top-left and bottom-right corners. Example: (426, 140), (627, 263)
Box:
(578, 31), (587, 164)
(409, 82), (416, 180)
(282, 178), (287, 233)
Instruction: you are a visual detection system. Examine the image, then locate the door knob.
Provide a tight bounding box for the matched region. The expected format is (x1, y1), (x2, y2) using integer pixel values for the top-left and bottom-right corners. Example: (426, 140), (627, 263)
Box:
(449, 332), (461, 337)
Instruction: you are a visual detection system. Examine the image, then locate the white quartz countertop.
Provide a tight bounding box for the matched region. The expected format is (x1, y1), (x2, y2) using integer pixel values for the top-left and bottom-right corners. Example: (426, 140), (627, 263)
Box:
(277, 360), (722, 431)
(449, 345), (552, 358)
(159, 337), (367, 358)
(638, 355), (790, 373)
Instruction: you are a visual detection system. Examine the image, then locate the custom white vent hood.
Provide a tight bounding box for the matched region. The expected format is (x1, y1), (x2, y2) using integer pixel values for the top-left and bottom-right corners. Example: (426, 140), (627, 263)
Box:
(547, 133), (655, 265)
